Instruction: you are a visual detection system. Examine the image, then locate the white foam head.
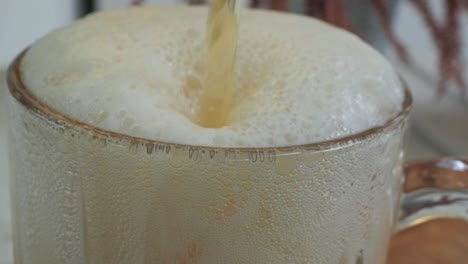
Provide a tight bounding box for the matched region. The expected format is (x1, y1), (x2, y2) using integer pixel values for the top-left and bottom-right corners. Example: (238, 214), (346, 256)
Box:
(21, 6), (404, 147)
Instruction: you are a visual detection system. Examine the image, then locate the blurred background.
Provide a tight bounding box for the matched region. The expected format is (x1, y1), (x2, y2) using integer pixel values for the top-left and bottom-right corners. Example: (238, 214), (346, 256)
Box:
(0, 0), (467, 263)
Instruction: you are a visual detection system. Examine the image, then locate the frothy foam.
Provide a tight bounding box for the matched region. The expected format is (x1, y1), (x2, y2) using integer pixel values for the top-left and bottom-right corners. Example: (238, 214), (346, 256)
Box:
(21, 6), (404, 147)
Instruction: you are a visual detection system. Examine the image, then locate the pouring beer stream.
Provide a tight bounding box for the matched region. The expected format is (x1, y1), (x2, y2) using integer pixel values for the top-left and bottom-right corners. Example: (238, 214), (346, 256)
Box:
(197, 0), (241, 128)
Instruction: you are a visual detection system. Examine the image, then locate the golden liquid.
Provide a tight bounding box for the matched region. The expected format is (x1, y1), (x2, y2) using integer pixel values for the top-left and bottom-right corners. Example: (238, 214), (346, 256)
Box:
(196, 0), (238, 128)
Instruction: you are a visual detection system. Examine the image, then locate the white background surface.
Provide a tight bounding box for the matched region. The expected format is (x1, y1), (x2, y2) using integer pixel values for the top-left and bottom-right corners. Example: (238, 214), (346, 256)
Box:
(0, 72), (12, 264)
(0, 0), (465, 263)
(0, 0), (79, 69)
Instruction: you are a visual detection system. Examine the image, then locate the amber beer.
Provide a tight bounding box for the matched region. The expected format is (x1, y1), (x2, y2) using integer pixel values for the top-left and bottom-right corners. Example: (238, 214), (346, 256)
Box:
(8, 6), (408, 264)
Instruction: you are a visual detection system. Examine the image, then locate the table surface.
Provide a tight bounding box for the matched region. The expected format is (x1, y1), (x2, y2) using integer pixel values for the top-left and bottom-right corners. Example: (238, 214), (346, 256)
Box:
(387, 218), (468, 264)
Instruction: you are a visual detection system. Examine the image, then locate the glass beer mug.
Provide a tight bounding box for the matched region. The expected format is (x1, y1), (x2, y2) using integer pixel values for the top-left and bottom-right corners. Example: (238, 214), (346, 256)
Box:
(7, 50), (468, 263)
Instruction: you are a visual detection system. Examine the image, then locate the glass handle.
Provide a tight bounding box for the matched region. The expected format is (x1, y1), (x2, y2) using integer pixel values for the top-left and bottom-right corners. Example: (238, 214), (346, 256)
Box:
(396, 158), (468, 232)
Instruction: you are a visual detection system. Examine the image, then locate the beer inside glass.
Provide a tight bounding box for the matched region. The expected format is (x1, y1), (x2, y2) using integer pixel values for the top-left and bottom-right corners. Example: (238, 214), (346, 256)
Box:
(8, 50), (411, 263)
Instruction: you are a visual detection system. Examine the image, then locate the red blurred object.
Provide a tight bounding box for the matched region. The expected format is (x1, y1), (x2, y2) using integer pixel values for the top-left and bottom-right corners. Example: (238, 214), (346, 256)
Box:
(370, 0), (409, 62)
(130, 0), (144, 5)
(409, 0), (466, 96)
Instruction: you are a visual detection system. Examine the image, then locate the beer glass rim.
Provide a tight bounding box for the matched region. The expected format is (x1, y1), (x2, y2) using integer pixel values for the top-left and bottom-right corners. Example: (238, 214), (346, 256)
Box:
(7, 49), (412, 152)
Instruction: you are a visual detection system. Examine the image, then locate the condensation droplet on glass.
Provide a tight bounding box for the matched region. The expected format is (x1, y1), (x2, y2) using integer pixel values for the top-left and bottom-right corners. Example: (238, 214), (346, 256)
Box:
(225, 199), (237, 216)
(129, 142), (139, 154)
(168, 148), (185, 168)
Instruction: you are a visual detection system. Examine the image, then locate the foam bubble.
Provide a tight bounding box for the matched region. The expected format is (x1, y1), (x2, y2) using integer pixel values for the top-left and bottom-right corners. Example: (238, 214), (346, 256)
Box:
(21, 6), (404, 147)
